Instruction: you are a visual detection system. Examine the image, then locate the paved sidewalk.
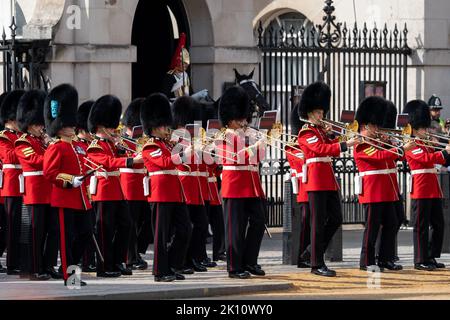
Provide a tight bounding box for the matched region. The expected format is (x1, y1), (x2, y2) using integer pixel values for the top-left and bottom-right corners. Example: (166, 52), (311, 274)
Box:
(1, 228), (449, 300)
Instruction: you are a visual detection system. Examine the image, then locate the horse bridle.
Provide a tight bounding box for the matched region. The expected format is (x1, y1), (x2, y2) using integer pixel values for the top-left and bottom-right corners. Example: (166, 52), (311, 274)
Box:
(239, 79), (265, 113)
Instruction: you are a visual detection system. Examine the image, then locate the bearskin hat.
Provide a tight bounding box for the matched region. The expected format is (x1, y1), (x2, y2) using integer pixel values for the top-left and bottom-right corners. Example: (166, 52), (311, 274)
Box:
(141, 93), (173, 135)
(219, 86), (252, 127)
(76, 100), (94, 132)
(0, 90), (25, 126)
(0, 92), (8, 129)
(298, 82), (331, 119)
(88, 95), (123, 133)
(172, 96), (197, 128)
(403, 100), (431, 130)
(382, 100), (398, 129)
(355, 96), (387, 127)
(122, 98), (144, 128)
(17, 90), (46, 133)
(44, 84), (78, 137)
(290, 103), (305, 136)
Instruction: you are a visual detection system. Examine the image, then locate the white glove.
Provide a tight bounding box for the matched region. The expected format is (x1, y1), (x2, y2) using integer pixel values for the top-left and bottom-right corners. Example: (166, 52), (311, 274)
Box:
(73, 176), (84, 188)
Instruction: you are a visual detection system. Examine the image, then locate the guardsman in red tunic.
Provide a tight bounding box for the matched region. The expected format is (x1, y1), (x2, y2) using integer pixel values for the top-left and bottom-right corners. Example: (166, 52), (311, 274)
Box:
(403, 100), (450, 271)
(172, 96), (210, 273)
(43, 84), (93, 286)
(75, 100), (97, 273)
(141, 93), (192, 282)
(285, 106), (310, 268)
(297, 82), (358, 277)
(15, 90), (60, 280)
(0, 91), (8, 274)
(119, 98), (150, 271)
(218, 86), (267, 279)
(354, 97), (413, 271)
(0, 90), (25, 275)
(87, 95), (143, 278)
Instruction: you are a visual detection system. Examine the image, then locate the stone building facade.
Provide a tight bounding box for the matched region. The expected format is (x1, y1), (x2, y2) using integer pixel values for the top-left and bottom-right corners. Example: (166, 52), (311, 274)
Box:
(1, 0), (450, 117)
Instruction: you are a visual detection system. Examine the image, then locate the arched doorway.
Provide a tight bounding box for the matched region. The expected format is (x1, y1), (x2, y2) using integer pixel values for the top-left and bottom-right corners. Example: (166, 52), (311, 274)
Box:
(131, 0), (190, 99)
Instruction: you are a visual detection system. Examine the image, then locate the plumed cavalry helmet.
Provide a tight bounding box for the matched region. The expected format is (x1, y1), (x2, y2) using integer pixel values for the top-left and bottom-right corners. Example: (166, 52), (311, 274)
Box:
(17, 90), (46, 132)
(170, 33), (190, 69)
(44, 84), (78, 137)
(403, 100), (431, 130)
(298, 82), (331, 119)
(355, 96), (387, 127)
(141, 93), (173, 135)
(382, 100), (398, 129)
(122, 98), (145, 128)
(88, 95), (123, 133)
(77, 100), (95, 132)
(0, 90), (25, 126)
(219, 86), (251, 127)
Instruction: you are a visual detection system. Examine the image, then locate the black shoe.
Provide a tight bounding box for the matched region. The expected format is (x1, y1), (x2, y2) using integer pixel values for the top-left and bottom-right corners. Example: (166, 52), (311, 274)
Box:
(82, 264), (97, 273)
(228, 271), (251, 279)
(189, 260), (207, 272)
(360, 265), (384, 272)
(6, 268), (20, 275)
(172, 272), (185, 280)
(245, 265), (266, 276)
(414, 263), (436, 271)
(311, 265), (336, 277)
(429, 258), (446, 269)
(297, 257), (311, 268)
(299, 250), (311, 263)
(177, 268), (195, 275)
(154, 274), (176, 282)
(97, 271), (122, 278)
(393, 255), (400, 262)
(378, 261), (403, 271)
(133, 257), (148, 270)
(30, 273), (51, 281)
(200, 259), (217, 268)
(0, 264), (6, 274)
(214, 253), (227, 262)
(115, 263), (133, 276)
(46, 267), (64, 279)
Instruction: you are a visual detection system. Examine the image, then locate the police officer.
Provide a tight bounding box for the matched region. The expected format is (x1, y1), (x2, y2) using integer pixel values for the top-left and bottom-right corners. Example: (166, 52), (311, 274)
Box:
(428, 94), (445, 134)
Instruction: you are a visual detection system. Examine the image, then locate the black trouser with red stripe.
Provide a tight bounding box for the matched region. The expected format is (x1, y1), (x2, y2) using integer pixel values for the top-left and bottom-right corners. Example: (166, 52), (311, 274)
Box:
(28, 204), (59, 274)
(307, 191), (342, 269)
(82, 209), (96, 268)
(0, 203), (6, 260)
(126, 200), (150, 265)
(185, 204), (209, 265)
(151, 202), (192, 276)
(223, 198), (266, 273)
(411, 198), (444, 264)
(4, 197), (23, 270)
(57, 208), (92, 280)
(94, 201), (131, 273)
(297, 202), (311, 263)
(207, 204), (226, 261)
(360, 202), (398, 267)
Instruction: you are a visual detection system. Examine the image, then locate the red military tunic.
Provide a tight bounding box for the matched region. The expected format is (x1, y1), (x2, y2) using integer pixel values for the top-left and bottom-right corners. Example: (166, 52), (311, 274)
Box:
(0, 129), (23, 197)
(285, 144), (308, 203)
(72, 137), (92, 200)
(405, 141), (447, 199)
(353, 142), (401, 204)
(207, 163), (222, 206)
(176, 152), (205, 206)
(86, 138), (133, 202)
(43, 138), (92, 210)
(14, 134), (52, 205)
(141, 137), (185, 203)
(218, 129), (265, 199)
(119, 139), (146, 202)
(297, 124), (344, 192)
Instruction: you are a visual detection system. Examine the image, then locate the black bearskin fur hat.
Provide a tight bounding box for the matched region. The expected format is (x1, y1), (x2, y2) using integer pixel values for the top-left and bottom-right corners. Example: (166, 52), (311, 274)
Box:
(403, 100), (431, 130)
(355, 96), (387, 127)
(0, 90), (25, 126)
(122, 98), (145, 128)
(17, 90), (46, 132)
(44, 84), (78, 137)
(141, 93), (173, 135)
(298, 82), (331, 119)
(219, 86), (251, 127)
(88, 95), (123, 133)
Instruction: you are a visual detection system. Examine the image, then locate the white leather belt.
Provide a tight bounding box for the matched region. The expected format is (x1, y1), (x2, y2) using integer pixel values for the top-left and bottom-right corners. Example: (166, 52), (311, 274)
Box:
(148, 170), (178, 177)
(305, 157), (332, 165)
(95, 171), (120, 177)
(296, 173), (304, 178)
(208, 177), (217, 183)
(222, 165), (259, 172)
(23, 171), (44, 177)
(119, 168), (146, 174)
(358, 169), (397, 177)
(178, 171), (209, 177)
(411, 169), (438, 175)
(2, 164), (22, 169)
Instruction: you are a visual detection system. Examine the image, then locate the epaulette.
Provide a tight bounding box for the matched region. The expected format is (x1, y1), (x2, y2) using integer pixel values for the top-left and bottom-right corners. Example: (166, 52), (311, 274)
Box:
(0, 130), (10, 141)
(87, 139), (103, 151)
(143, 137), (158, 149)
(299, 123), (314, 133)
(14, 134), (31, 146)
(49, 138), (61, 146)
(167, 69), (176, 75)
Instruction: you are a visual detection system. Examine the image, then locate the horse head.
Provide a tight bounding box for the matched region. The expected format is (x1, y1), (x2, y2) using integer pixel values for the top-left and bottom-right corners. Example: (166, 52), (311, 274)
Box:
(233, 68), (270, 118)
